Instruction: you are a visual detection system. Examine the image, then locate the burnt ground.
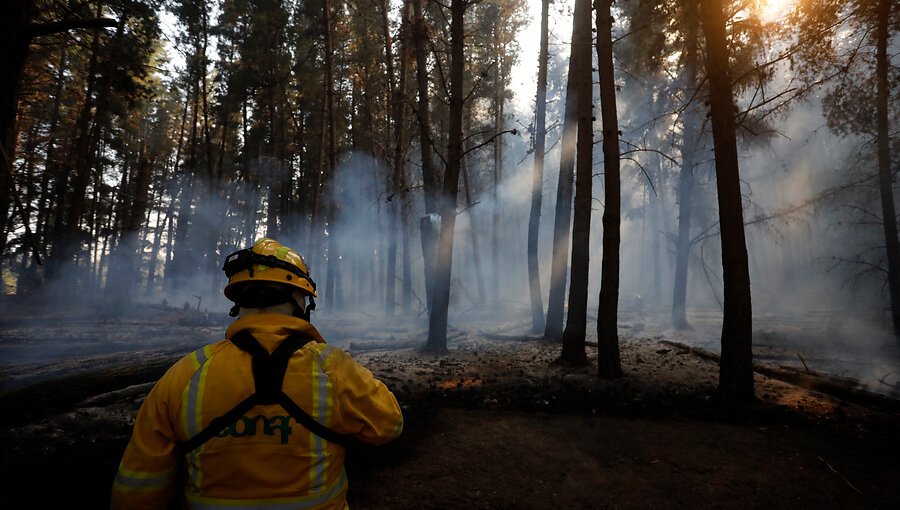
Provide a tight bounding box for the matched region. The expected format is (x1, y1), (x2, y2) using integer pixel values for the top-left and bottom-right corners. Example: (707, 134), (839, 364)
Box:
(1, 303), (900, 509)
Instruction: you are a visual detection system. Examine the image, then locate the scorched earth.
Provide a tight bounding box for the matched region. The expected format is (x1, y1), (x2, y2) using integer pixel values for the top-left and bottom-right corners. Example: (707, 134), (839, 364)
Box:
(1, 303), (899, 509)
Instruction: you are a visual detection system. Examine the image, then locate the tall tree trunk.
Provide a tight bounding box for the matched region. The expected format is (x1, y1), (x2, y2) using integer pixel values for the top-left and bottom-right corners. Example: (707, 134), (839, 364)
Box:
(159, 94), (188, 292)
(595, 0), (623, 379)
(15, 123), (40, 294)
(701, 0), (753, 401)
(462, 114), (487, 304)
(2, 4), (115, 280)
(875, 0), (900, 345)
(527, 0), (550, 333)
(413, 0), (439, 311)
(672, 0), (701, 329)
(492, 41), (504, 302)
(400, 3), (414, 310)
(384, 0), (404, 316)
(145, 184), (171, 296)
(53, 17), (125, 284)
(168, 76), (202, 293)
(543, 1), (582, 342)
(47, 30), (98, 281)
(425, 0), (465, 352)
(37, 41), (69, 253)
(108, 145), (155, 305)
(308, 95), (329, 273)
(321, 0), (340, 310)
(559, 0), (594, 365)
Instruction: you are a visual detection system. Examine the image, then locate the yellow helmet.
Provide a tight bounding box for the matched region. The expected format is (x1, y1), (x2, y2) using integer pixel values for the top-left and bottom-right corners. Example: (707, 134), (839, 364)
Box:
(222, 238), (317, 302)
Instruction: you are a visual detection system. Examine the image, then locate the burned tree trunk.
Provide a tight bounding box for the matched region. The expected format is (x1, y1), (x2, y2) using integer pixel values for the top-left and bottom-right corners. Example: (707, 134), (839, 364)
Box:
(526, 0), (550, 334)
(384, 0), (402, 316)
(425, 0), (466, 352)
(322, 0), (341, 310)
(543, 4), (581, 342)
(559, 0), (594, 366)
(701, 0), (753, 401)
(672, 0), (701, 330)
(875, 0), (900, 345)
(594, 0), (622, 379)
(413, 0), (439, 312)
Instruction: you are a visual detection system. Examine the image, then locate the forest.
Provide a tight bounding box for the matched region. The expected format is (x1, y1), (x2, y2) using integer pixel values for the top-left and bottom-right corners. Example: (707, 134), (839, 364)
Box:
(1, 0), (900, 508)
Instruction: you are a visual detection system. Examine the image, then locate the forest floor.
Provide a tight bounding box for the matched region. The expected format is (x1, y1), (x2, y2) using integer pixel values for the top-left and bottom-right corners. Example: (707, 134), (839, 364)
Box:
(1, 301), (900, 509)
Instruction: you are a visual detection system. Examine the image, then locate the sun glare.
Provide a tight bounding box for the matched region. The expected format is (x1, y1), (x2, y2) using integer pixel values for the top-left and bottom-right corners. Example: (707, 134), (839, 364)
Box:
(759, 0), (795, 23)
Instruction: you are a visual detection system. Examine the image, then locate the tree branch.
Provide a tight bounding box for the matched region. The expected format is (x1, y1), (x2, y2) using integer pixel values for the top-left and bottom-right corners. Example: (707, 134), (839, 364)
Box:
(462, 128), (517, 156)
(28, 18), (117, 39)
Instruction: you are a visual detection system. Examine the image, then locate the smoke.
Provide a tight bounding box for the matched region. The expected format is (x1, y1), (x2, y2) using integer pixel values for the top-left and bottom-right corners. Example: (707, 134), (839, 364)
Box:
(5, 2), (898, 400)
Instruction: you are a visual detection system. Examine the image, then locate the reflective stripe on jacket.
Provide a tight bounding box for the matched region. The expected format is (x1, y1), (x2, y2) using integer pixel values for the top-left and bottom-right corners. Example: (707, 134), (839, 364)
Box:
(111, 314), (403, 510)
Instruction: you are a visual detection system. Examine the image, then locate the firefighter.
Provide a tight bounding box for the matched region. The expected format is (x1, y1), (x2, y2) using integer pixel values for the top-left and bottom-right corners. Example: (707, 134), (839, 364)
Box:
(111, 238), (403, 510)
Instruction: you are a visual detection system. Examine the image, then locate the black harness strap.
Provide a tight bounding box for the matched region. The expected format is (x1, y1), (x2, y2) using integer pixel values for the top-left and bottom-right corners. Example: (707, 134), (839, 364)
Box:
(277, 392), (349, 445)
(178, 331), (349, 454)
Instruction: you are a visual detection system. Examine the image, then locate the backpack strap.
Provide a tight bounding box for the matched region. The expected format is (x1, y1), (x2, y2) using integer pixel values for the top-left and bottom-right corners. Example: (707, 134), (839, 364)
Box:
(177, 330), (350, 454)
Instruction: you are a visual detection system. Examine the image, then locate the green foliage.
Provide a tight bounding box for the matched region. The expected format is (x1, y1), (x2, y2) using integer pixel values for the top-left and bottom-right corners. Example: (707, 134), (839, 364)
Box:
(783, 0), (900, 136)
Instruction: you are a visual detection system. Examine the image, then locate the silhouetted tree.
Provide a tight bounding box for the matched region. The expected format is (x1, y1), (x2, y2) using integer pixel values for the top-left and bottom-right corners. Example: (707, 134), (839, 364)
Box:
(701, 0), (754, 400)
(559, 0), (594, 365)
(527, 0), (551, 333)
(426, 0), (468, 352)
(544, 2), (582, 342)
(595, 0), (623, 379)
(672, 0), (702, 330)
(413, 0), (440, 312)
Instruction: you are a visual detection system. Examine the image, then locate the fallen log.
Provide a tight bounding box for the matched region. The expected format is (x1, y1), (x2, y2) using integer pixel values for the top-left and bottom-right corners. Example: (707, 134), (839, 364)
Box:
(660, 340), (900, 413)
(0, 355), (179, 427)
(78, 382), (156, 407)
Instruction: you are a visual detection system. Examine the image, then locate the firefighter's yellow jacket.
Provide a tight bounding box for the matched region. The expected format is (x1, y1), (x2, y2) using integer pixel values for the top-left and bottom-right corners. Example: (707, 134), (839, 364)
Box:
(111, 313), (403, 510)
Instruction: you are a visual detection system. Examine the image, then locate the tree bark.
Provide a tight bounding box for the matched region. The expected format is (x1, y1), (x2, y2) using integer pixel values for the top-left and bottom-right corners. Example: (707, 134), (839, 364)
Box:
(426, 0), (465, 352)
(526, 0), (550, 333)
(594, 0), (623, 379)
(701, 0), (754, 401)
(559, 0), (594, 366)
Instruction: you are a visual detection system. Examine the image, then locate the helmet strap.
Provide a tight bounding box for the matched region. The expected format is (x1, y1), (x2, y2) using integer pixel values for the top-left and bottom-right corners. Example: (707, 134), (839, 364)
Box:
(293, 295), (315, 321)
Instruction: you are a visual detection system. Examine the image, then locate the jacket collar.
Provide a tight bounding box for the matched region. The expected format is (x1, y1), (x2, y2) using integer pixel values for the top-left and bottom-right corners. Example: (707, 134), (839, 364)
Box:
(225, 313), (326, 352)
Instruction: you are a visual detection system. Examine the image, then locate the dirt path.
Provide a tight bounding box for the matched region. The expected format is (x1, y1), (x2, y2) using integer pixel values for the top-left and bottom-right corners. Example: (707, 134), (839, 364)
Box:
(347, 406), (898, 509)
